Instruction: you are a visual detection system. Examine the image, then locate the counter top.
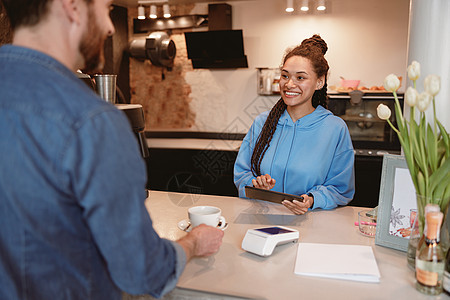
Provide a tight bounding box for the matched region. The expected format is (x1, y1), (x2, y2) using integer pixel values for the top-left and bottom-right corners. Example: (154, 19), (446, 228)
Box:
(147, 138), (241, 151)
(145, 131), (243, 151)
(125, 191), (449, 300)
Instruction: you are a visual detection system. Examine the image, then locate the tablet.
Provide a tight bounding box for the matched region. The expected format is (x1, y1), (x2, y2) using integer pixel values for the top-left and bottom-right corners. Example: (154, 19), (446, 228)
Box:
(245, 186), (304, 204)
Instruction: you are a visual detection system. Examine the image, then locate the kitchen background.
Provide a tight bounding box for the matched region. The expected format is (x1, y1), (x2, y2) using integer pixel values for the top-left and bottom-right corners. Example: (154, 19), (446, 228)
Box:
(1, 0), (448, 206)
(122, 0), (410, 132)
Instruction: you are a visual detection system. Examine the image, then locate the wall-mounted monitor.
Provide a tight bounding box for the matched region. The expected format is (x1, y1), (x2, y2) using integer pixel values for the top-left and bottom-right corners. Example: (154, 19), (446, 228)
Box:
(184, 30), (248, 69)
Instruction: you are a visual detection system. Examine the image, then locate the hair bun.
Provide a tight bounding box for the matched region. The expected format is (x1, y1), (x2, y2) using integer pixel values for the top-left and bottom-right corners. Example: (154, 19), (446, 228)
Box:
(300, 34), (328, 55)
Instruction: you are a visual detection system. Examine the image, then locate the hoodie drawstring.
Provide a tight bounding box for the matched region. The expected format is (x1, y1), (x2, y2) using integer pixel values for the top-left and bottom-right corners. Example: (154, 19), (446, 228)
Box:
(270, 119), (288, 191)
(283, 122), (297, 193)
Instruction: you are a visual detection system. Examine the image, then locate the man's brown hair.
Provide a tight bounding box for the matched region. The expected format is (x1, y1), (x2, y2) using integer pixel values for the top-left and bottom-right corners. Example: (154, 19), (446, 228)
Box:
(1, 0), (91, 30)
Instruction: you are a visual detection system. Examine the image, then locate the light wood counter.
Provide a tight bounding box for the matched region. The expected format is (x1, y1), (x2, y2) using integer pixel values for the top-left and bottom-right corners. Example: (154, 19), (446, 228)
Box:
(125, 191), (450, 300)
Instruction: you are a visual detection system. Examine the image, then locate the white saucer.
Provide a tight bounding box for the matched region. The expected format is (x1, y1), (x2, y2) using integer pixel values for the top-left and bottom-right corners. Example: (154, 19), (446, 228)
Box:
(177, 219), (228, 232)
(177, 219), (192, 232)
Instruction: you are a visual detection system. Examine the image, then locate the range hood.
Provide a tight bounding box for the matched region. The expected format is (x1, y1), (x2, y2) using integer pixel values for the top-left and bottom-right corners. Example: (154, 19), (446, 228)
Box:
(184, 30), (248, 69)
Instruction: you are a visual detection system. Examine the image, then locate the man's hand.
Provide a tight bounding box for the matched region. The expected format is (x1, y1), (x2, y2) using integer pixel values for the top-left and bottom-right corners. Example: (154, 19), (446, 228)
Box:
(177, 224), (224, 261)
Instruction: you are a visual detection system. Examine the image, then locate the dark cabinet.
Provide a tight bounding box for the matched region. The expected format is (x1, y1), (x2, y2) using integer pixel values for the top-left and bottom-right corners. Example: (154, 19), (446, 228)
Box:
(146, 147), (382, 208)
(146, 148), (238, 197)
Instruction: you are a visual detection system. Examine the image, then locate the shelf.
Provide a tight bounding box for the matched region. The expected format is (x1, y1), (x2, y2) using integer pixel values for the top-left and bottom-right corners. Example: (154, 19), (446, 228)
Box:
(257, 67), (280, 95)
(340, 115), (384, 123)
(133, 15), (208, 33)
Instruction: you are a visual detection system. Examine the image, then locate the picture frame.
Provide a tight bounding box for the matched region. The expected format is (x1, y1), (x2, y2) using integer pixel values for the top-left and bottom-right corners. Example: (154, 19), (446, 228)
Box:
(375, 154), (417, 252)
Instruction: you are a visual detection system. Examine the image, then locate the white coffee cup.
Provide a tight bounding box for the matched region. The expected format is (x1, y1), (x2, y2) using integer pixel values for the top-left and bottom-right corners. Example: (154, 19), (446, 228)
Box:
(188, 206), (226, 229)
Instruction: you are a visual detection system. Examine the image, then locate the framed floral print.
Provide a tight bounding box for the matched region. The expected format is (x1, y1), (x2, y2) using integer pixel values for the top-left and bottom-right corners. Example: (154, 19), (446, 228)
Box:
(375, 154), (417, 252)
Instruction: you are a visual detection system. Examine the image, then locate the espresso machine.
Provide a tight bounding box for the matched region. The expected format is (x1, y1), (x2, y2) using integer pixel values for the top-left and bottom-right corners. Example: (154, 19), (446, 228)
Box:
(76, 71), (149, 160)
(115, 104), (149, 160)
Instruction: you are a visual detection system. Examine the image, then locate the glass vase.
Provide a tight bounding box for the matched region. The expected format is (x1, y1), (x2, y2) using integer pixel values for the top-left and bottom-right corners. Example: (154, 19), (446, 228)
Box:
(441, 204), (450, 255)
(407, 209), (421, 269)
(407, 194), (450, 269)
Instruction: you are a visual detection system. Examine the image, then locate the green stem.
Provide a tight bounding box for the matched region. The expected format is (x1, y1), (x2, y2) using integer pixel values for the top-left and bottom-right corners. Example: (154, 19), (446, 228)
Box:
(419, 112), (430, 197)
(387, 119), (400, 135)
(409, 106), (415, 173)
(433, 96), (437, 135)
(393, 90), (404, 126)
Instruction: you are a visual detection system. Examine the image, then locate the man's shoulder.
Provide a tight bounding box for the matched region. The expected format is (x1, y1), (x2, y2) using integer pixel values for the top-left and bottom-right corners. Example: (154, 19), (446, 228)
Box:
(0, 63), (118, 131)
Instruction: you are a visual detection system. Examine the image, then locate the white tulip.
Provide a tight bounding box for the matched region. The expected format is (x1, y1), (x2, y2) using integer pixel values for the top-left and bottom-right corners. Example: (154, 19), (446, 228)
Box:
(424, 74), (440, 96)
(377, 104), (392, 120)
(407, 61), (421, 81)
(417, 92), (432, 112)
(383, 74), (400, 92)
(405, 86), (419, 107)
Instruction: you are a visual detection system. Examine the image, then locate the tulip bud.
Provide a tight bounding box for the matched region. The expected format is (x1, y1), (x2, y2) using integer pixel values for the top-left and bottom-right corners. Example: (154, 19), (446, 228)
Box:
(417, 92), (432, 112)
(405, 86), (419, 107)
(383, 74), (400, 92)
(377, 104), (391, 120)
(417, 170), (426, 196)
(407, 61), (420, 81)
(424, 74), (440, 96)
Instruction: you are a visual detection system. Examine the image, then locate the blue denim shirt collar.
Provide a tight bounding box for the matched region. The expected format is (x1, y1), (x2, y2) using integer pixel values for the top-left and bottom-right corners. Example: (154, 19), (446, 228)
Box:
(1, 44), (76, 79)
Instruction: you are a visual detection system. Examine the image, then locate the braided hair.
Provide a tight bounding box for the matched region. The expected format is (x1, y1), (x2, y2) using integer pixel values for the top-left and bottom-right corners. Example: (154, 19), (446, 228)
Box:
(250, 34), (330, 177)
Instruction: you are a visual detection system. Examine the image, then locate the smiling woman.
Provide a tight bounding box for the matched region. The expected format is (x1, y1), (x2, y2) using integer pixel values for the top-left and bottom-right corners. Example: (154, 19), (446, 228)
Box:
(234, 34), (355, 215)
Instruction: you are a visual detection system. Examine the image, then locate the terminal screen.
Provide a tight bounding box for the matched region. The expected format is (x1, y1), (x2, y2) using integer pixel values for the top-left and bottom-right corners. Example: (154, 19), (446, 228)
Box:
(255, 227), (294, 235)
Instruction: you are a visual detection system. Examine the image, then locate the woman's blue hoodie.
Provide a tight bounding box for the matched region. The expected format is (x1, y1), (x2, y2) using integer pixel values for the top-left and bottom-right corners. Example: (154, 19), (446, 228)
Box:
(234, 105), (355, 210)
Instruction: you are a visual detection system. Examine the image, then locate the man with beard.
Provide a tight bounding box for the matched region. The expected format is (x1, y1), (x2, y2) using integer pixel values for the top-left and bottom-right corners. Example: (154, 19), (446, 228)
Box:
(0, 0), (224, 299)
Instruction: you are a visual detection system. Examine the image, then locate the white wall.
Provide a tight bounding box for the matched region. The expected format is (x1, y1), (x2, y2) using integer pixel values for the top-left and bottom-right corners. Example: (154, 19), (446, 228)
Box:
(407, 0), (450, 131)
(186, 0), (410, 133)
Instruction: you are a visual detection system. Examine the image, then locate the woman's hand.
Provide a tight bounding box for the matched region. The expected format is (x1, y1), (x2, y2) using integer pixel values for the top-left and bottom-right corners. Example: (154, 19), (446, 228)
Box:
(252, 174), (276, 190)
(282, 194), (314, 215)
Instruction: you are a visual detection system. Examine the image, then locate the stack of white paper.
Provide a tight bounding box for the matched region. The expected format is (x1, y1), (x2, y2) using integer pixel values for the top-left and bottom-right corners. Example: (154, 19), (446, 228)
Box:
(294, 243), (380, 283)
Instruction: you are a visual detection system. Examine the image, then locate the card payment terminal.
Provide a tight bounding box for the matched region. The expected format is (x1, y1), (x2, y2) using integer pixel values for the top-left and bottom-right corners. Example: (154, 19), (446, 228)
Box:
(242, 226), (299, 256)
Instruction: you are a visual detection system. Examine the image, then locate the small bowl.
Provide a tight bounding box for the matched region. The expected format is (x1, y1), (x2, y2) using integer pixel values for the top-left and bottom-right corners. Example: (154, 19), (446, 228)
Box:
(341, 79), (360, 88)
(358, 210), (377, 237)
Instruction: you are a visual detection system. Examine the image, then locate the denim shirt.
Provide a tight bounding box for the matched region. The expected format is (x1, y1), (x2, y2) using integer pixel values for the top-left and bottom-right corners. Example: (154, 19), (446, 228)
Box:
(0, 45), (185, 300)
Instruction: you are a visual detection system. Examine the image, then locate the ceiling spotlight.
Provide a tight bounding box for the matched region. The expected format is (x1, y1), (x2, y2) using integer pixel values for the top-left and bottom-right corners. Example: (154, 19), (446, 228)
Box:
(149, 5), (157, 19)
(316, 0), (326, 11)
(300, 0), (309, 11)
(163, 4), (171, 18)
(138, 5), (145, 19)
(286, 0), (294, 13)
